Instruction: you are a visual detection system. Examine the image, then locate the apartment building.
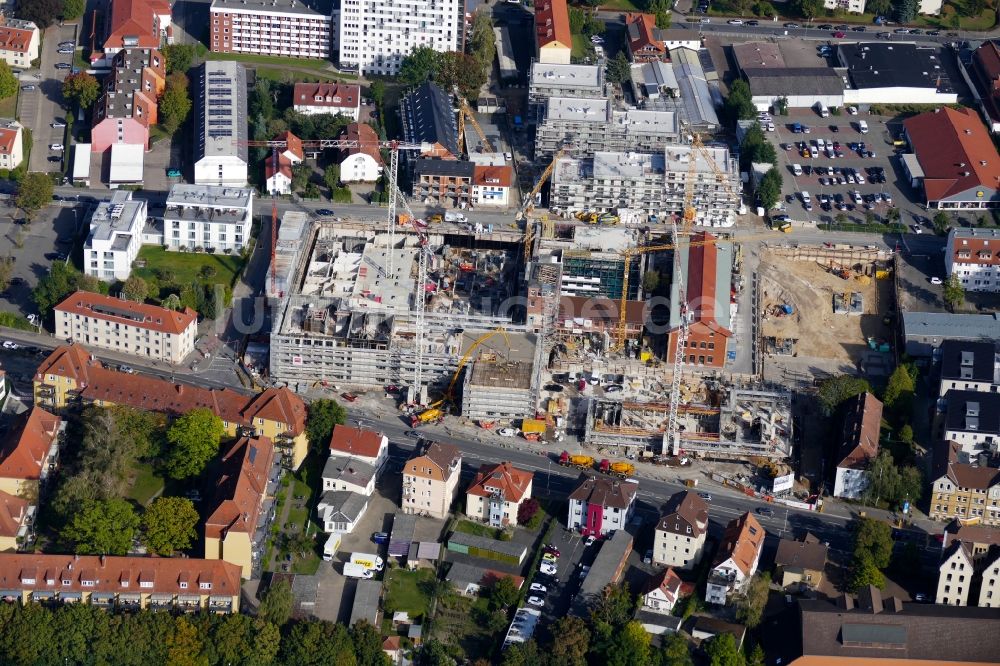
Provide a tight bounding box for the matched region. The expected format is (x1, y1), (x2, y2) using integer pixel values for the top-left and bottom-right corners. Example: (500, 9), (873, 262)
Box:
(946, 228), (1000, 292)
(534, 97), (680, 160)
(400, 82), (459, 159)
(551, 147), (741, 226)
(471, 164), (513, 209)
(194, 61), (248, 186)
(33, 344), (310, 468)
(99, 0), (170, 65)
(338, 0), (463, 75)
(653, 490), (709, 569)
(402, 442), (462, 519)
(0, 120), (23, 171)
(705, 512), (765, 605)
(774, 534), (828, 591)
(82, 191), (147, 281)
(930, 441), (1000, 526)
(0, 490), (30, 552)
(0, 15), (38, 69)
(823, 0), (866, 13)
(944, 390), (1000, 457)
(465, 462), (533, 528)
(54, 291), (198, 364)
(209, 0), (334, 59)
(0, 553), (241, 612)
(939, 340), (1000, 397)
(204, 436), (274, 578)
(937, 541), (977, 606)
(977, 547), (1000, 607)
(832, 392), (882, 499)
(535, 0), (571, 64)
(292, 82), (361, 119)
(0, 407), (62, 499)
(528, 62), (606, 113)
(91, 48), (166, 153)
(264, 130), (304, 195)
(322, 456), (376, 496)
(163, 183), (253, 253)
(412, 159), (474, 206)
(317, 491), (369, 534)
(625, 12), (666, 63)
(567, 475), (638, 537)
(328, 425), (389, 476)
(337, 122), (383, 183)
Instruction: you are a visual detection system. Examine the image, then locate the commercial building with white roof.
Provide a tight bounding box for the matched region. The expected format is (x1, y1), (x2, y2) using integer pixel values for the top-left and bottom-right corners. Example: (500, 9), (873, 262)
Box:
(194, 61), (248, 187)
(83, 191), (148, 281)
(163, 184), (254, 253)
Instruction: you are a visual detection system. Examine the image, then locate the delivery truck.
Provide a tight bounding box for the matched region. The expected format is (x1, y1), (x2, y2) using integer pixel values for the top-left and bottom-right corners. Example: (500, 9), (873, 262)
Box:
(350, 553), (385, 571)
(323, 534), (342, 562)
(343, 562), (375, 579)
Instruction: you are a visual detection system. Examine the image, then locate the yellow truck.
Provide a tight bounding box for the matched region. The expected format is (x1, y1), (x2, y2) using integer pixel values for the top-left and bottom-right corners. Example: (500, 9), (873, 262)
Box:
(600, 460), (635, 478)
(559, 451), (595, 469)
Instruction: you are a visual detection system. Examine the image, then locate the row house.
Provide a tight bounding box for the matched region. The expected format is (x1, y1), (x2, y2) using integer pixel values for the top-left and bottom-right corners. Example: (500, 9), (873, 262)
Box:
(292, 82), (361, 120)
(936, 540), (1000, 607)
(403, 442), (462, 520)
(91, 48), (166, 153)
(944, 390), (1000, 458)
(567, 475), (638, 537)
(930, 441), (1000, 526)
(0, 16), (38, 70)
(0, 407), (63, 551)
(938, 339), (1000, 397)
(465, 462), (533, 528)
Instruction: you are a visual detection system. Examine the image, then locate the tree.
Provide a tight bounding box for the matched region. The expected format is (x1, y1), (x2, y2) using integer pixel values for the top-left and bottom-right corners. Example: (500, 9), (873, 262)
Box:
(757, 168), (783, 210)
(33, 262), (85, 318)
(569, 6), (586, 32)
(164, 408), (224, 479)
(746, 644), (766, 666)
(848, 554), (886, 591)
(753, 0), (777, 16)
(735, 572), (771, 629)
(943, 274), (964, 312)
(501, 640), (540, 666)
(166, 616), (206, 666)
(62, 0), (85, 19)
(291, 163), (311, 192)
(160, 73), (193, 133)
(0, 61), (16, 100)
(16, 172), (54, 221)
(723, 80), (756, 124)
(548, 616), (589, 666)
(898, 423), (914, 448)
(352, 620), (390, 666)
(591, 583), (636, 627)
(607, 51), (631, 85)
(369, 80), (385, 108)
(306, 399), (348, 453)
(15, 0), (62, 28)
(121, 276), (148, 302)
(848, 516), (893, 590)
(654, 10), (671, 28)
(142, 497), (199, 555)
(791, 0), (822, 17)
(608, 621), (650, 666)
(469, 13), (496, 73)
(893, 0), (918, 23)
(399, 46), (441, 85)
(658, 632), (693, 666)
(642, 269), (660, 293)
(883, 364), (915, 416)
(932, 211), (951, 234)
(517, 498), (540, 526)
(259, 579), (294, 627)
(436, 51), (487, 101)
(161, 44), (197, 75)
(324, 164), (341, 190)
(704, 634), (745, 666)
(816, 374), (871, 415)
(64, 498), (140, 555)
(162, 293), (182, 310)
(0, 256), (13, 293)
(489, 576), (519, 610)
(62, 72), (100, 110)
(867, 0), (891, 14)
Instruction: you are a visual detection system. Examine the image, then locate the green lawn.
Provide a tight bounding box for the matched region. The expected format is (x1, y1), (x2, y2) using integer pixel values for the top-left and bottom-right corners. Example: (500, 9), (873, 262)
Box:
(385, 568), (436, 622)
(0, 312), (35, 331)
(571, 34), (593, 60)
(126, 462), (166, 506)
(0, 92), (16, 120)
(454, 519), (503, 539)
(431, 594), (496, 662)
(210, 52), (331, 69)
(597, 0), (640, 9)
(132, 246), (245, 298)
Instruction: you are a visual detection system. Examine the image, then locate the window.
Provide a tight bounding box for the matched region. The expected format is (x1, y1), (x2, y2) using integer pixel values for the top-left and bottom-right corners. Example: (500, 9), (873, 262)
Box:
(200, 582), (212, 590)
(180, 582), (188, 589)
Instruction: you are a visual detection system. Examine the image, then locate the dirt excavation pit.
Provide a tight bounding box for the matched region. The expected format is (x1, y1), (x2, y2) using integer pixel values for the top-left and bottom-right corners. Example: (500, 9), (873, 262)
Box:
(759, 248), (892, 364)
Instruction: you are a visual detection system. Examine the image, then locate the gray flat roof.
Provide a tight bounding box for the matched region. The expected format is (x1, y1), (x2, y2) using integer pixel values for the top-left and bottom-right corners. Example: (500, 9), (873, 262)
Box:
(322, 456), (376, 488)
(671, 47), (721, 128)
(447, 531), (528, 558)
(530, 62), (603, 89)
(839, 42), (954, 93)
(574, 531), (633, 616)
(545, 96), (612, 123)
(743, 67), (844, 96)
(195, 61), (248, 163)
(349, 579), (382, 627)
(903, 311), (1000, 341)
(166, 183), (254, 209)
(210, 0), (333, 16)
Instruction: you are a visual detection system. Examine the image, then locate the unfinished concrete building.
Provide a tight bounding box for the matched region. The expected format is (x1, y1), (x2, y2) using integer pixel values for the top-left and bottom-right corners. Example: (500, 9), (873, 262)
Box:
(460, 360), (534, 420)
(534, 97), (680, 160)
(269, 217), (537, 393)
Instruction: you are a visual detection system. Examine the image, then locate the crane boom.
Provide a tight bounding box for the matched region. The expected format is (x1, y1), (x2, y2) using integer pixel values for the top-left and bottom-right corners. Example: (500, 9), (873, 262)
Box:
(519, 149), (564, 264)
(458, 96), (494, 155)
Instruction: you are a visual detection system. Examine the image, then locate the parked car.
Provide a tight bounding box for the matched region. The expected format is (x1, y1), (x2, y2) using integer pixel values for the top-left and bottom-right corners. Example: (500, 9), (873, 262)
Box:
(50, 143), (64, 151)
(316, 208), (335, 216)
(539, 562), (558, 575)
(497, 427), (517, 437)
(643, 549), (653, 564)
(543, 544), (561, 557)
(530, 583), (547, 593)
(698, 492), (712, 501)
(371, 532), (390, 545)
(20, 85), (35, 91)
(527, 595), (545, 607)
(930, 277), (943, 285)
(727, 18), (743, 24)
(54, 63), (72, 69)
(784, 22), (800, 27)
(51, 120), (67, 128)
(584, 535), (596, 546)
(2, 341), (20, 350)
(756, 507), (775, 517)
(58, 41), (75, 48)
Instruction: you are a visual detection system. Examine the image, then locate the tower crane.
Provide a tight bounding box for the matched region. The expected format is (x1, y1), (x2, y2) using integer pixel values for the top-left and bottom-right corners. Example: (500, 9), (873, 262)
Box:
(518, 148), (565, 264)
(457, 95), (494, 156)
(679, 132), (744, 233)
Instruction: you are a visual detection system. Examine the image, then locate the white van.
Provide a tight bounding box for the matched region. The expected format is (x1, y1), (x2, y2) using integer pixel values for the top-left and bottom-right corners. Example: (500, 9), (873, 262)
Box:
(858, 120), (869, 134)
(816, 102), (830, 118)
(792, 163), (803, 176)
(801, 191), (811, 204)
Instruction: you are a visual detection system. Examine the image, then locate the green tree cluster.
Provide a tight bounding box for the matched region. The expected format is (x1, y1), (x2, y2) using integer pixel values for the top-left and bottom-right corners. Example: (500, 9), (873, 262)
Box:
(739, 123), (778, 172)
(848, 517), (894, 591)
(160, 73), (193, 133)
(893, 0), (918, 23)
(816, 374), (871, 415)
(16, 172), (55, 222)
(15, 0), (61, 28)
(790, 0), (822, 17)
(305, 398), (348, 453)
(943, 274), (964, 312)
(161, 44), (197, 75)
(735, 572), (771, 629)
(757, 168), (783, 211)
(0, 61), (17, 100)
(62, 0), (85, 19)
(142, 496), (200, 555)
(724, 80), (757, 126)
(607, 52), (631, 85)
(882, 364), (915, 418)
(164, 408), (224, 480)
(863, 449), (923, 510)
(33, 263), (108, 319)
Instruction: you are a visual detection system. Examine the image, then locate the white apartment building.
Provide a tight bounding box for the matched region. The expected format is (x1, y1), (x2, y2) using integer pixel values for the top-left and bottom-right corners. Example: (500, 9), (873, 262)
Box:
(938, 340), (1000, 398)
(54, 291), (198, 364)
(653, 490), (709, 570)
(567, 476), (638, 537)
(0, 120), (24, 171)
(321, 457), (376, 496)
(528, 62), (606, 111)
(465, 462), (533, 528)
(194, 61), (248, 187)
(209, 0), (334, 59)
(937, 542), (975, 606)
(163, 184), (254, 253)
(946, 228), (1000, 292)
(551, 147), (742, 227)
(328, 425), (389, 476)
(292, 82), (361, 119)
(943, 390), (1000, 457)
(338, 0), (463, 76)
(402, 442), (462, 520)
(978, 549), (1000, 607)
(823, 0), (866, 13)
(83, 190), (147, 281)
(0, 16), (38, 70)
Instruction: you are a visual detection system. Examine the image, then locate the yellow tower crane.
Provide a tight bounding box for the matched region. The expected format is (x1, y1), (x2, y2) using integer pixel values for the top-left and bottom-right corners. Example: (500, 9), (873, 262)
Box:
(519, 149), (565, 263)
(681, 133), (744, 233)
(457, 95), (494, 156)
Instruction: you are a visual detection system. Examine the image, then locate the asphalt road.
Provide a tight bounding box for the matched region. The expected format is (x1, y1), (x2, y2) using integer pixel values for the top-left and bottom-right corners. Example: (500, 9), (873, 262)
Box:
(23, 24), (77, 175)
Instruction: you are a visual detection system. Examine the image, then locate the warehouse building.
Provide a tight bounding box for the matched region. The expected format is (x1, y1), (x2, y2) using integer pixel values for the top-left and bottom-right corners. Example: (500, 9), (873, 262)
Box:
(838, 43), (958, 106)
(572, 530), (633, 617)
(733, 42), (844, 111)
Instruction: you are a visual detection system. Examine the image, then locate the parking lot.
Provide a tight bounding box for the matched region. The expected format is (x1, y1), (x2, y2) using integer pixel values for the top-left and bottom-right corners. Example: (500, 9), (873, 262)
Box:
(21, 23), (78, 175)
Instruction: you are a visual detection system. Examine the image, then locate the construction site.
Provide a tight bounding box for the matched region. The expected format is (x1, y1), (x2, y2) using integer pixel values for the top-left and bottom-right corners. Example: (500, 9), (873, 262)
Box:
(758, 243), (895, 376)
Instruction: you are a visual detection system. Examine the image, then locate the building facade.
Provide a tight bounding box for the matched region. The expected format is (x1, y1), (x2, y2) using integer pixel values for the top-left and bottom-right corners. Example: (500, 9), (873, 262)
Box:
(938, 340), (1000, 397)
(930, 442), (1000, 526)
(471, 164), (513, 209)
(292, 82), (361, 119)
(823, 0), (866, 13)
(163, 183), (254, 253)
(774, 534), (828, 591)
(0, 16), (38, 69)
(0, 407), (62, 499)
(0, 120), (23, 171)
(705, 512), (765, 605)
(402, 442), (462, 519)
(528, 63), (606, 113)
(833, 392), (882, 499)
(641, 567), (684, 614)
(337, 123), (383, 183)
(535, 0), (571, 65)
(209, 0), (333, 59)
(944, 390), (1000, 457)
(412, 159), (474, 206)
(54, 291), (198, 364)
(194, 61), (248, 186)
(465, 462), (533, 528)
(328, 425), (389, 475)
(338, 0), (463, 75)
(937, 541), (976, 606)
(946, 227), (1000, 292)
(91, 48), (166, 153)
(625, 13), (666, 63)
(653, 490), (709, 569)
(82, 191), (147, 281)
(534, 97), (680, 160)
(567, 475), (638, 536)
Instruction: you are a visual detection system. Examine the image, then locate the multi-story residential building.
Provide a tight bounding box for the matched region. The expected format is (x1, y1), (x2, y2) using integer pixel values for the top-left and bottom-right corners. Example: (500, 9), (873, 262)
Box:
(653, 490), (709, 569)
(91, 48), (166, 153)
(550, 146), (741, 226)
(535, 97), (680, 160)
(337, 123), (383, 183)
(162, 183), (253, 253)
(939, 340), (1000, 397)
(82, 190), (147, 281)
(54, 291), (198, 365)
(292, 82), (361, 119)
(0, 490), (30, 552)
(194, 61), (248, 186)
(99, 0), (170, 65)
(705, 512), (765, 605)
(774, 534), (828, 591)
(338, 0), (463, 76)
(567, 475), (638, 536)
(528, 63), (606, 114)
(969, 41), (1000, 134)
(937, 541), (977, 606)
(328, 425), (389, 476)
(946, 228), (1000, 292)
(641, 567), (685, 614)
(465, 462), (533, 528)
(402, 442), (462, 519)
(0, 553), (241, 612)
(0, 16), (38, 70)
(412, 159), (474, 206)
(977, 547), (1000, 607)
(625, 13), (666, 63)
(400, 82), (459, 160)
(0, 120), (23, 171)
(832, 392), (882, 499)
(204, 436), (274, 578)
(471, 164), (513, 208)
(535, 0), (571, 65)
(322, 457), (376, 496)
(33, 344), (310, 468)
(944, 390), (1000, 457)
(209, 0), (333, 59)
(264, 130), (304, 195)
(823, 0), (866, 13)
(0, 407), (62, 498)
(930, 441), (1000, 526)
(667, 231), (734, 369)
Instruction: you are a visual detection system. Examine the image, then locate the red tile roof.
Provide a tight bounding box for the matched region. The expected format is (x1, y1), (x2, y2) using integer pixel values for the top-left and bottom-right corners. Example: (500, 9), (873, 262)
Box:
(0, 17), (36, 55)
(339, 123), (383, 165)
(243, 388), (307, 436)
(535, 0), (571, 50)
(467, 462), (533, 503)
(55, 291), (197, 336)
(472, 164), (513, 188)
(329, 425), (385, 459)
(0, 124), (18, 155)
(0, 553), (241, 597)
(568, 475), (638, 509)
(293, 83), (360, 110)
(265, 152), (294, 183)
(642, 566), (683, 601)
(0, 490), (29, 538)
(274, 130), (304, 162)
(714, 512), (765, 576)
(104, 0), (161, 51)
(949, 228), (1000, 267)
(625, 13), (665, 58)
(687, 232), (724, 326)
(205, 437), (273, 540)
(0, 407), (60, 481)
(837, 392), (882, 470)
(35, 343), (95, 385)
(904, 107), (1000, 202)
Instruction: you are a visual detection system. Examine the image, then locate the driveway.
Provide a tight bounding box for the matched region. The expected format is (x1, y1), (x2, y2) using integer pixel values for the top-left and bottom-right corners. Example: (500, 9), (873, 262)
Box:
(23, 23), (78, 175)
(0, 203), (83, 314)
